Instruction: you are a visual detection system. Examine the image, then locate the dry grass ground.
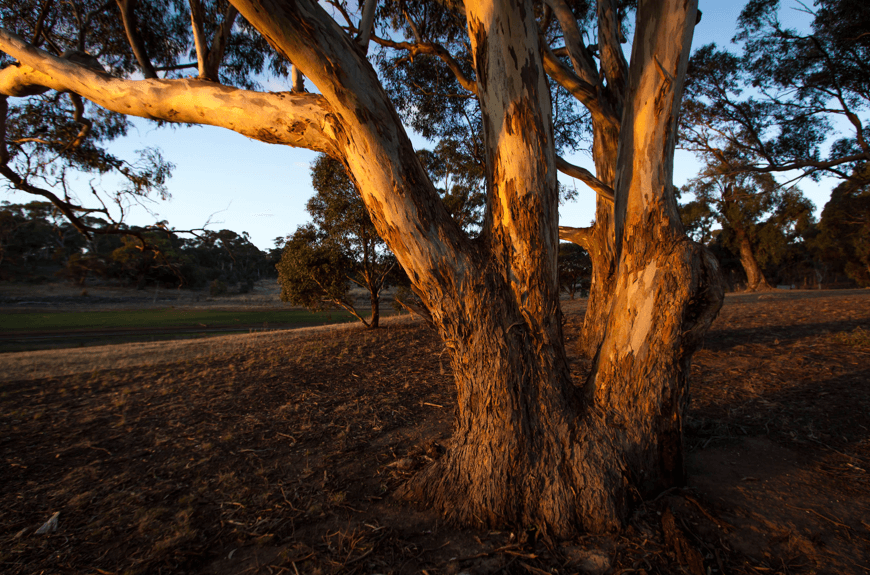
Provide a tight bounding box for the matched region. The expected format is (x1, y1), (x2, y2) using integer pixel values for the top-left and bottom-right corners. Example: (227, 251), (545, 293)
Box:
(1, 289), (869, 574)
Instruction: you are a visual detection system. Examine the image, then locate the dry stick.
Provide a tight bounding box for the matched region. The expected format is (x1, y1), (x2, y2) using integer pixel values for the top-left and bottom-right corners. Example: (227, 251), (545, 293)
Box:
(684, 495), (734, 531)
(808, 437), (870, 464)
(519, 560), (550, 575)
(785, 503), (852, 530)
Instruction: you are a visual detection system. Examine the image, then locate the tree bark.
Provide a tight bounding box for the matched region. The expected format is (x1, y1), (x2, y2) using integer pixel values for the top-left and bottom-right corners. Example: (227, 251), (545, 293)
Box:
(368, 284), (380, 328)
(735, 227), (772, 291)
(578, 121), (620, 358)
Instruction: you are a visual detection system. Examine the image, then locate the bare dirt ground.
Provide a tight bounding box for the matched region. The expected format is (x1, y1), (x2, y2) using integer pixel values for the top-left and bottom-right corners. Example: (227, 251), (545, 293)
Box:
(1, 289), (869, 575)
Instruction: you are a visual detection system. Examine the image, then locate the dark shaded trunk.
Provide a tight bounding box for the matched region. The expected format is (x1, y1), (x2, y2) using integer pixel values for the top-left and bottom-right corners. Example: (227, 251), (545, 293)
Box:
(368, 285), (380, 328)
(735, 227), (772, 291)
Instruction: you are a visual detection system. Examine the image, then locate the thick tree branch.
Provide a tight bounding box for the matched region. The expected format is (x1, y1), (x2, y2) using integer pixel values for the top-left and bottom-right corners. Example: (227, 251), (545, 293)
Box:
(596, 0), (628, 108)
(0, 28), (339, 155)
(558, 225), (593, 250)
(205, 4), (239, 81)
(541, 47), (618, 130)
(556, 156), (614, 203)
(356, 0), (377, 52)
(228, 0), (473, 310)
(544, 0), (599, 87)
(115, 0), (157, 79)
(188, 0), (210, 79)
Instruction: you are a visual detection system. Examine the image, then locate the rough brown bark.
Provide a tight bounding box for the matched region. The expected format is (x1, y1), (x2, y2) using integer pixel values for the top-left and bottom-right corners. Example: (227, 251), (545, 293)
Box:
(578, 121), (620, 358)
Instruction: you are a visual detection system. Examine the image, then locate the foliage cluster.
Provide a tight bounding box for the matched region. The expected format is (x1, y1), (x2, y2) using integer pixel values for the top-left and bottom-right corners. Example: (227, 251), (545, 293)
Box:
(276, 155), (401, 328)
(0, 201), (278, 289)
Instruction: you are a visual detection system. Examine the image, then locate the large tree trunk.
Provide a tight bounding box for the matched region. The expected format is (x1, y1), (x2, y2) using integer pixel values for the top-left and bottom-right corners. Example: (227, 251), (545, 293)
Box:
(735, 227), (772, 291)
(402, 0), (722, 535)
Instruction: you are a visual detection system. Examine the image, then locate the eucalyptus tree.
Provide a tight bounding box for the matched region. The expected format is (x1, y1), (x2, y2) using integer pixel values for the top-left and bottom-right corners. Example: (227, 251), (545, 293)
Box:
(281, 153), (398, 328)
(683, 167), (814, 291)
(811, 168), (870, 286)
(0, 0), (723, 534)
(681, 0), (870, 189)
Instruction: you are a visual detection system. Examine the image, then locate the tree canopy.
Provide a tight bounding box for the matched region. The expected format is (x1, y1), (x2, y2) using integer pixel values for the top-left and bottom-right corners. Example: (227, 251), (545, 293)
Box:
(277, 154), (398, 328)
(681, 0), (870, 185)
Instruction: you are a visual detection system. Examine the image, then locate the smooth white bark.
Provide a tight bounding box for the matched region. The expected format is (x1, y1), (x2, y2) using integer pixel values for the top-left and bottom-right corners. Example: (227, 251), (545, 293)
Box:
(0, 28), (338, 154)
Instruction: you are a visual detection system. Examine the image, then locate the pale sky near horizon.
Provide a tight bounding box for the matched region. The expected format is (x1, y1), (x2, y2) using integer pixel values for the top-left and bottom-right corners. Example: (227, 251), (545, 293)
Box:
(5, 1), (834, 250)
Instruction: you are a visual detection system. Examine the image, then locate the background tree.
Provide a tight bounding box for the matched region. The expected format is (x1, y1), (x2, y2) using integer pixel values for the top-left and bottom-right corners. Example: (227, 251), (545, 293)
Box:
(810, 166), (870, 286)
(681, 0), (870, 192)
(678, 0), (870, 290)
(0, 0), (722, 534)
(557, 241), (591, 300)
(284, 154), (398, 328)
(0, 199), (276, 289)
(683, 167), (815, 291)
(276, 223), (368, 321)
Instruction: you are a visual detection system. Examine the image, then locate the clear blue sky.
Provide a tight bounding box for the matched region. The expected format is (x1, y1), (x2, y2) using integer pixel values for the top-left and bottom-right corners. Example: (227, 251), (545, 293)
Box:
(7, 1), (832, 250)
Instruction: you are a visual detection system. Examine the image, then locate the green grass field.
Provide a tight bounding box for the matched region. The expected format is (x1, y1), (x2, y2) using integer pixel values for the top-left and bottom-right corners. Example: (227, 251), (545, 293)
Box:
(0, 307), (362, 352)
(0, 307), (356, 333)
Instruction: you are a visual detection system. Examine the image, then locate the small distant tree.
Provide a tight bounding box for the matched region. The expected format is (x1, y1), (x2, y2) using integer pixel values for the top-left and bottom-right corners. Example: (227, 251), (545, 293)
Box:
(276, 223), (376, 324)
(558, 242), (591, 300)
(278, 155), (397, 328)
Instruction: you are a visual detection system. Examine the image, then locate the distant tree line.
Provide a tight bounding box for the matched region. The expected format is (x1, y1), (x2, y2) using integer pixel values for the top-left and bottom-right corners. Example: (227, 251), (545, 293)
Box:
(0, 201), (279, 291)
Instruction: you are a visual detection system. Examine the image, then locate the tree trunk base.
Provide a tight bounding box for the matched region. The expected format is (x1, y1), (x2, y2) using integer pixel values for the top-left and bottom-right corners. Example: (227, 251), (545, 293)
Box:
(397, 415), (627, 537)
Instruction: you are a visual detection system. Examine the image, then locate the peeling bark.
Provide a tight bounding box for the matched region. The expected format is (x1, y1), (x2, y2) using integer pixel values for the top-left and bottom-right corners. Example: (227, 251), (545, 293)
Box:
(0, 29), (339, 154)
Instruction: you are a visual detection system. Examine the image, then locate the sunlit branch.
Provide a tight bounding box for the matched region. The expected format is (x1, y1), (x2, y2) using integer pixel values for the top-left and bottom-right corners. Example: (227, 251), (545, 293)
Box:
(0, 28), (339, 155)
(558, 225), (593, 251)
(556, 156), (615, 203)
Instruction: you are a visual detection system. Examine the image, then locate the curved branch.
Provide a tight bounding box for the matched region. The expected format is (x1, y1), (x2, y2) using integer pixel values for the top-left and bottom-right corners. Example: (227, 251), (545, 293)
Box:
(730, 152), (870, 177)
(558, 225), (593, 250)
(370, 34), (477, 95)
(542, 47), (618, 129)
(0, 162), (98, 239)
(66, 93), (92, 150)
(544, 0), (599, 87)
(555, 156), (614, 203)
(115, 0), (157, 79)
(0, 28), (339, 155)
